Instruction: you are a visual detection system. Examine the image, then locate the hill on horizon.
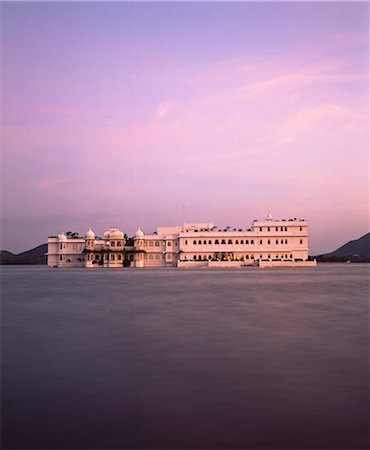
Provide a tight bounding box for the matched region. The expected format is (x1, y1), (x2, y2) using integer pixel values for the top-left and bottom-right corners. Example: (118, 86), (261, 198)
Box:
(315, 233), (370, 262)
(0, 244), (47, 265)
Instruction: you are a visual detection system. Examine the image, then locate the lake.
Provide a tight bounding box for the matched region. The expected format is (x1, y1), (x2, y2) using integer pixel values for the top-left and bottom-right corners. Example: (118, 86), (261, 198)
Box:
(1, 264), (369, 449)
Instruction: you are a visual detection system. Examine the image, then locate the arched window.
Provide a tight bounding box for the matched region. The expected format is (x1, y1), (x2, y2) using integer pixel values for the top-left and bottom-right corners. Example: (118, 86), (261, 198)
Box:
(300, 239), (303, 244)
(228, 239), (232, 244)
(285, 239), (288, 244)
(240, 240), (244, 244)
(198, 255), (202, 260)
(185, 240), (188, 245)
(203, 240), (207, 245)
(251, 240), (254, 244)
(260, 227), (262, 231)
(208, 240), (212, 245)
(276, 239), (279, 244)
(246, 255), (249, 259)
(118, 254), (122, 260)
(167, 242), (172, 247)
(193, 255), (197, 260)
(267, 240), (270, 244)
(267, 227), (270, 231)
(198, 240), (202, 245)
(281, 239), (284, 244)
(221, 240), (226, 245)
(193, 240), (197, 245)
(215, 239), (219, 244)
(235, 240), (239, 245)
(259, 239), (263, 245)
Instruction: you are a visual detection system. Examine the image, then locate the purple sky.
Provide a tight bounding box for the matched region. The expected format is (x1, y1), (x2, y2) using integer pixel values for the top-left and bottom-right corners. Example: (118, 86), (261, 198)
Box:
(1, 2), (369, 255)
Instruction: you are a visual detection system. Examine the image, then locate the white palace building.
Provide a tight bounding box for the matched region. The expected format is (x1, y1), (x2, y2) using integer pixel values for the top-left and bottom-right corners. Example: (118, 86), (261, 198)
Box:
(47, 213), (316, 268)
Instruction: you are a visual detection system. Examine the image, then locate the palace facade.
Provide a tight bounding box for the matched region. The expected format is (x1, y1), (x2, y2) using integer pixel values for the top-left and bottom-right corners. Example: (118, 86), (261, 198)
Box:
(47, 214), (316, 268)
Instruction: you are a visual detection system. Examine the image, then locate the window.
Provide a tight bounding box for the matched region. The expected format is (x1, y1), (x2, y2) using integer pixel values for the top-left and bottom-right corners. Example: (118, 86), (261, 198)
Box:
(267, 240), (270, 244)
(235, 240), (239, 245)
(251, 255), (254, 259)
(285, 239), (288, 244)
(280, 227), (283, 231)
(185, 240), (188, 245)
(198, 240), (202, 245)
(144, 242), (148, 247)
(117, 241), (121, 247)
(246, 255), (249, 259)
(260, 227), (262, 231)
(267, 227), (270, 231)
(285, 227), (287, 231)
(203, 240), (207, 245)
(276, 227), (278, 231)
(281, 239), (284, 244)
(221, 240), (226, 245)
(59, 255), (62, 260)
(193, 255), (197, 260)
(118, 254), (122, 260)
(251, 240), (254, 244)
(215, 239), (219, 244)
(300, 239), (303, 244)
(111, 254), (115, 260)
(149, 242), (153, 247)
(111, 241), (115, 247)
(167, 242), (172, 247)
(300, 226), (303, 231)
(240, 240), (244, 244)
(155, 242), (159, 247)
(259, 239), (263, 245)
(193, 240), (197, 245)
(276, 239), (279, 244)
(228, 239), (232, 244)
(198, 255), (202, 260)
(59, 244), (63, 250)
(208, 240), (212, 245)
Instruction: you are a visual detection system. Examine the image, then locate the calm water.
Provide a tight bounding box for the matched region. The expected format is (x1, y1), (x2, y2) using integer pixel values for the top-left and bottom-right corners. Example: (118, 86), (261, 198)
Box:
(1, 265), (369, 449)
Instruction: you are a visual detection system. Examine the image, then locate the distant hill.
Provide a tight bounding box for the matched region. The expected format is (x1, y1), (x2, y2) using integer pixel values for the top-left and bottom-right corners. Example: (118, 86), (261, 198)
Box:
(0, 244), (48, 265)
(315, 233), (370, 262)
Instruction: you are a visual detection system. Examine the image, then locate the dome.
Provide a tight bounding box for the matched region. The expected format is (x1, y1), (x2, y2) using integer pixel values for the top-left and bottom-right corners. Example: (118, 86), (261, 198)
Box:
(58, 232), (67, 241)
(85, 227), (95, 240)
(103, 227), (124, 240)
(134, 226), (144, 238)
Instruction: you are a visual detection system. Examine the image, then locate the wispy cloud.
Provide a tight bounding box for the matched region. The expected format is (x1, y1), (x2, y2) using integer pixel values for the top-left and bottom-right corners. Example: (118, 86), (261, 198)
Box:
(155, 101), (175, 120)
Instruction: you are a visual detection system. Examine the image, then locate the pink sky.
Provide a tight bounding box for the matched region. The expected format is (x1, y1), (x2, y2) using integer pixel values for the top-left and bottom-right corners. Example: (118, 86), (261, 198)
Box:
(1, 2), (369, 254)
